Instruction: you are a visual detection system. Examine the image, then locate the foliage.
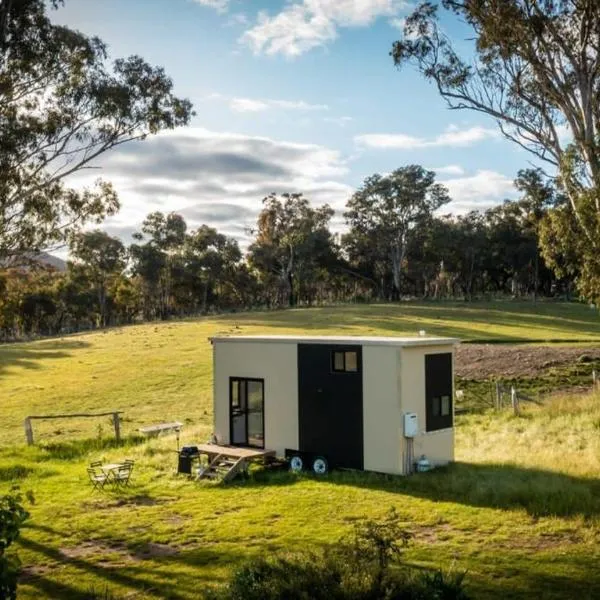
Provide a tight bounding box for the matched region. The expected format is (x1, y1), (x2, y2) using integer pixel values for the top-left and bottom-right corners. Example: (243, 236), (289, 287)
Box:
(248, 193), (337, 307)
(0, 0), (193, 262)
(0, 489), (32, 600)
(344, 166), (450, 298)
(69, 231), (127, 327)
(208, 508), (469, 600)
(391, 0), (600, 301)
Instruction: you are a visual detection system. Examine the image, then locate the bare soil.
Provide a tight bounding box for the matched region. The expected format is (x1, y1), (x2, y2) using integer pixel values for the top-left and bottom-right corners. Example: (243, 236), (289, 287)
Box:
(456, 344), (600, 380)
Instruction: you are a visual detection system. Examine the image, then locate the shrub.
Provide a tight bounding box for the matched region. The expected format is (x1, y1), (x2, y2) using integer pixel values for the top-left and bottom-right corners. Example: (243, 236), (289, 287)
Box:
(208, 508), (470, 600)
(0, 488), (32, 600)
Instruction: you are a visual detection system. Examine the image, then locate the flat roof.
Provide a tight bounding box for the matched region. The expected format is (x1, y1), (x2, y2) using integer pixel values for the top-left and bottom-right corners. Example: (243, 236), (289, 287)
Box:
(209, 335), (459, 347)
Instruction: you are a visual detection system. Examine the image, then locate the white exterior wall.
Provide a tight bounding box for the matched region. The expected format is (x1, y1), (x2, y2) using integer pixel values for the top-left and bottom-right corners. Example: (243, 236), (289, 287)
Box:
(213, 341), (298, 456)
(399, 345), (455, 472)
(362, 345), (402, 474)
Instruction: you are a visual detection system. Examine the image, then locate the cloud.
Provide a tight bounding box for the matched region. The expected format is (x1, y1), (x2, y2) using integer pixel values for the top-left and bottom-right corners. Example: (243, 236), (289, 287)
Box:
(242, 0), (411, 57)
(66, 128), (352, 248)
(430, 165), (465, 176)
(389, 16), (406, 30)
(192, 0), (229, 13)
(229, 96), (329, 113)
(324, 116), (354, 127)
(355, 126), (499, 149)
(225, 13), (249, 27)
(440, 170), (516, 213)
(229, 98), (270, 112)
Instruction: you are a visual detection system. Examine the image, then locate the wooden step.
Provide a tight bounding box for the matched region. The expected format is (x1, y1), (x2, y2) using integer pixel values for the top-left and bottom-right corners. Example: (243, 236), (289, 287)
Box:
(197, 453), (246, 483)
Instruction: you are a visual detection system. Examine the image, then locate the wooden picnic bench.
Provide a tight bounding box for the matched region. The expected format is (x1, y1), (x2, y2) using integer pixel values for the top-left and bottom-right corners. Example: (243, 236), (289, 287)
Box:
(139, 422), (183, 449)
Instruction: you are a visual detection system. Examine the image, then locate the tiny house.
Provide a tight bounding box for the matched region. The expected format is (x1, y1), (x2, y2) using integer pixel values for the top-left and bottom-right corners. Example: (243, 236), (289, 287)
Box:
(210, 335), (458, 475)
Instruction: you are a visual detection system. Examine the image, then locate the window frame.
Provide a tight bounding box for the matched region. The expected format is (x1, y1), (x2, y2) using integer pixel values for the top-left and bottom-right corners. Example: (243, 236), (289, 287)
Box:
(331, 349), (360, 374)
(425, 353), (453, 432)
(229, 377), (265, 449)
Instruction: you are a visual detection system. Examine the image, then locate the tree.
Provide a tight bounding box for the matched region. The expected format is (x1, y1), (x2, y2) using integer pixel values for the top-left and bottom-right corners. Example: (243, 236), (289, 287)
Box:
(248, 193), (335, 307)
(69, 230), (127, 327)
(183, 225), (242, 313)
(391, 0), (600, 300)
(130, 212), (187, 319)
(514, 169), (560, 300)
(0, 0), (193, 262)
(344, 166), (450, 299)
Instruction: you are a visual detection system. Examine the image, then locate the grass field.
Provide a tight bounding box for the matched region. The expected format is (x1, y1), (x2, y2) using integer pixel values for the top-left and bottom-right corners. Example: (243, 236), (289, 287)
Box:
(2, 301), (600, 599)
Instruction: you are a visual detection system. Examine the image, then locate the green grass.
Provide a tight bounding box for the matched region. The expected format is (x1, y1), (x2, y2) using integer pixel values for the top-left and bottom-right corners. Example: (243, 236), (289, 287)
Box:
(1, 301), (600, 599)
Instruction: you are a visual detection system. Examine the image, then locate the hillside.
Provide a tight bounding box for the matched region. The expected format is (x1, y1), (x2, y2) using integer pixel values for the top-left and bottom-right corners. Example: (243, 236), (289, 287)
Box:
(1, 301), (600, 598)
(2, 301), (600, 446)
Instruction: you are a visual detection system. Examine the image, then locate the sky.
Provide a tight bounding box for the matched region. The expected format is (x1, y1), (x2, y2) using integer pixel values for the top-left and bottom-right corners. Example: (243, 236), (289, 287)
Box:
(53, 0), (530, 249)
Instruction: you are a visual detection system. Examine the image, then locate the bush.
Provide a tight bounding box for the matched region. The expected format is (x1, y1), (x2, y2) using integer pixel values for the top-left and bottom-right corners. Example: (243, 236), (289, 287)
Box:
(0, 488), (32, 600)
(208, 509), (470, 600)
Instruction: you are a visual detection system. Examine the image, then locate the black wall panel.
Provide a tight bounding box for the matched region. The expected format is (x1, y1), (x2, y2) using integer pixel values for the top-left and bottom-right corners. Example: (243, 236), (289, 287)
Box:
(297, 344), (363, 469)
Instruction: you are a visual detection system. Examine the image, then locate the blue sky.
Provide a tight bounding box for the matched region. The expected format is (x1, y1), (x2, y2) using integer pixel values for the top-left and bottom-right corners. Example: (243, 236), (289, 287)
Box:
(54, 0), (529, 246)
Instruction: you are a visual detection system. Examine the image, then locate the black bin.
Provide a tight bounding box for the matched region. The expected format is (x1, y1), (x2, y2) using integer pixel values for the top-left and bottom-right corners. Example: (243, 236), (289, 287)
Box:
(178, 453), (192, 474)
(177, 446), (199, 474)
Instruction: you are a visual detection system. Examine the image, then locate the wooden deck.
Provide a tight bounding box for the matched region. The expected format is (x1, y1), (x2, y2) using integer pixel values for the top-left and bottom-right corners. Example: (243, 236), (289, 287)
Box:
(194, 444), (276, 482)
(195, 443), (275, 460)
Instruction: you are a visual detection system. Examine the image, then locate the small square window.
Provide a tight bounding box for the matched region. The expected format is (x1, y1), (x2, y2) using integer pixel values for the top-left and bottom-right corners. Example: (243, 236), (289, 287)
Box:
(441, 395), (451, 416)
(333, 352), (345, 372)
(345, 352), (358, 372)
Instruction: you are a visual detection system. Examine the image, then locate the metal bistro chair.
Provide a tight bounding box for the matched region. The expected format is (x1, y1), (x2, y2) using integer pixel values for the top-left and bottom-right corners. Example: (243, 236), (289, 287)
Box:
(87, 467), (109, 491)
(113, 461), (134, 488)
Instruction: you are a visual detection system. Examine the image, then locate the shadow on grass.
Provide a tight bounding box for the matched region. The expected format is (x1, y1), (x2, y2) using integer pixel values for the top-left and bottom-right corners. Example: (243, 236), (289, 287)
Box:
(242, 461), (600, 519)
(19, 524), (241, 600)
(229, 301), (600, 342)
(0, 464), (34, 481)
(36, 435), (147, 461)
(0, 339), (90, 375)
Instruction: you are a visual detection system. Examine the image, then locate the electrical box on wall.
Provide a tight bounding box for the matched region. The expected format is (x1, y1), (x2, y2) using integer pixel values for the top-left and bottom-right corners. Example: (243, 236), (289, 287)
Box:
(403, 412), (418, 438)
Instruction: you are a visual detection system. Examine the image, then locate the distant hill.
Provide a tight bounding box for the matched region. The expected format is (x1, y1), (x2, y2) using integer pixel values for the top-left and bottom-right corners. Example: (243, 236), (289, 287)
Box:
(1, 251), (67, 272)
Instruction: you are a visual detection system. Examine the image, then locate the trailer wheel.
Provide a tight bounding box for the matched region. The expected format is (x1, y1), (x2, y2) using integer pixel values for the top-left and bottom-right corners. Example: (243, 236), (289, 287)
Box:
(289, 455), (304, 472)
(312, 457), (328, 475)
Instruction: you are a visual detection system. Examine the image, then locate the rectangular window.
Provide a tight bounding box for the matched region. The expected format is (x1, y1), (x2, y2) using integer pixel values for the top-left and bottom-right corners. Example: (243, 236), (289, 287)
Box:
(345, 351), (358, 372)
(441, 395), (451, 417)
(229, 377), (264, 448)
(333, 351), (345, 372)
(425, 353), (453, 432)
(332, 350), (359, 373)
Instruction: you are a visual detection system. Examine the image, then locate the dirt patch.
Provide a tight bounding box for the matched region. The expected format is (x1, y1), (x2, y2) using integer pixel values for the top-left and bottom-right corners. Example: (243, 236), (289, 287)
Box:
(58, 540), (130, 561)
(456, 344), (600, 380)
(83, 494), (172, 511)
(493, 532), (583, 551)
(133, 542), (180, 560)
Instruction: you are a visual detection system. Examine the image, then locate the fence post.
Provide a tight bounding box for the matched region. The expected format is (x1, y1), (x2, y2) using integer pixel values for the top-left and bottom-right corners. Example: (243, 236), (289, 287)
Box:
(511, 386), (520, 416)
(24, 417), (34, 445)
(113, 412), (121, 443)
(593, 369), (597, 391)
(495, 381), (501, 410)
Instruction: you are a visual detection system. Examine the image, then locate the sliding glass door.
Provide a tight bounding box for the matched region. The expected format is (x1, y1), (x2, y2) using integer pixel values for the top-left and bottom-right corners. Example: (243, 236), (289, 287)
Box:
(229, 378), (264, 448)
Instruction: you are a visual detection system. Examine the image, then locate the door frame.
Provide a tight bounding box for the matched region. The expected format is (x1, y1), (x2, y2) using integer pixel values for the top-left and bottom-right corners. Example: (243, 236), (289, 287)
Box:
(229, 377), (265, 449)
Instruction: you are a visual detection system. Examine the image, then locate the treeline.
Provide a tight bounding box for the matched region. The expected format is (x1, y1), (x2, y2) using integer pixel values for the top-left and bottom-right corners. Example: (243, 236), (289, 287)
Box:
(0, 166), (572, 340)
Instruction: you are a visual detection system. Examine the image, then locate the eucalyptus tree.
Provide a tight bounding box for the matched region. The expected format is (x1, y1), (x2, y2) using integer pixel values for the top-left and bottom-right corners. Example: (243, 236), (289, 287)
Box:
(391, 0), (600, 300)
(344, 166), (450, 299)
(248, 193), (335, 307)
(0, 0), (193, 262)
(69, 230), (127, 327)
